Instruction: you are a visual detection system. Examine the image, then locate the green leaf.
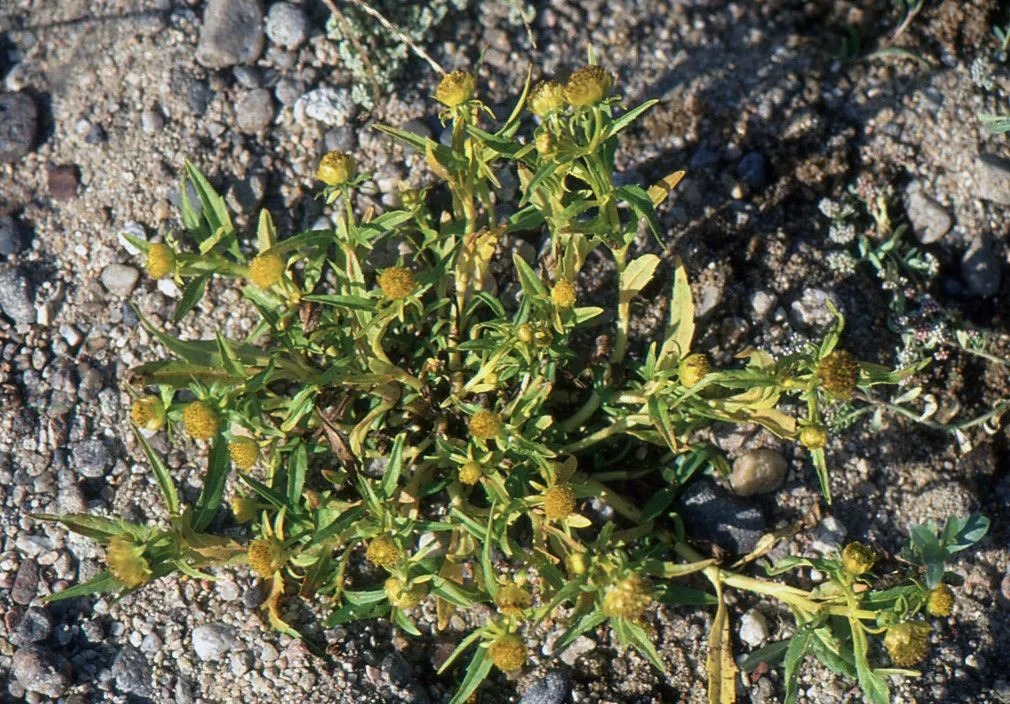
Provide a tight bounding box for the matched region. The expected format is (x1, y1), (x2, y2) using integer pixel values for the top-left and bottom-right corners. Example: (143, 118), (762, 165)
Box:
(184, 162), (234, 245)
(658, 257), (695, 367)
(782, 628), (813, 704)
(941, 514), (989, 553)
(571, 306), (604, 325)
(29, 513), (131, 542)
(256, 208), (276, 253)
(324, 599), (388, 626)
(392, 608), (422, 636)
(172, 272), (213, 323)
(619, 254), (660, 305)
(437, 629), (483, 675)
(40, 571), (122, 603)
(131, 425), (180, 515)
(192, 435), (230, 531)
(653, 584), (718, 606)
(556, 611), (607, 653)
(603, 99), (659, 141)
(430, 576), (483, 607)
(448, 645), (492, 704)
(286, 442), (308, 506)
(614, 185), (660, 236)
(381, 433), (406, 499)
(513, 249), (548, 298)
(640, 486), (676, 522)
(621, 617), (665, 671)
(739, 639), (789, 672)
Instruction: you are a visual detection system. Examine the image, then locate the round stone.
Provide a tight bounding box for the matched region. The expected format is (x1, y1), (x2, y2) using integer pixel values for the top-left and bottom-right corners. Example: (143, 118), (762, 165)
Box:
(730, 448), (788, 496)
(235, 89), (275, 133)
(12, 646), (71, 698)
(738, 609), (769, 647)
(71, 439), (112, 478)
(191, 622), (238, 661)
(265, 2), (309, 50)
(100, 264), (140, 296)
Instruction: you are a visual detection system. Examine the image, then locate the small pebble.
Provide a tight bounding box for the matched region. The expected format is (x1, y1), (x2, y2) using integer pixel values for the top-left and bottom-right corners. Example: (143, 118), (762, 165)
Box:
(730, 449), (788, 496)
(0, 92), (38, 162)
(100, 264), (140, 296)
(235, 89), (275, 133)
(265, 2), (309, 50)
(738, 609), (769, 647)
(47, 164), (80, 201)
(0, 214), (30, 255)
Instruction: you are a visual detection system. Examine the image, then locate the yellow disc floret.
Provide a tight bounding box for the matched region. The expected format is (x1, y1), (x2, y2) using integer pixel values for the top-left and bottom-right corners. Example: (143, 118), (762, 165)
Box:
(530, 80), (566, 117)
(247, 539), (284, 579)
(817, 350), (860, 399)
(435, 70), (476, 107)
(469, 410), (502, 441)
(248, 252), (285, 288)
(564, 65), (614, 106)
(678, 353), (711, 387)
(378, 266), (415, 300)
(800, 424), (828, 450)
(517, 323), (534, 344)
(603, 573), (653, 620)
(495, 584), (532, 618)
(488, 634), (526, 672)
(130, 396), (166, 431)
(840, 541), (876, 576)
(106, 536), (152, 588)
(551, 280), (577, 309)
(145, 243), (176, 279)
(884, 621), (931, 666)
(926, 584), (954, 617)
(228, 437), (259, 470)
(317, 150), (356, 186)
(365, 536), (402, 569)
(543, 484), (576, 521)
(182, 401), (220, 441)
(458, 461), (483, 485)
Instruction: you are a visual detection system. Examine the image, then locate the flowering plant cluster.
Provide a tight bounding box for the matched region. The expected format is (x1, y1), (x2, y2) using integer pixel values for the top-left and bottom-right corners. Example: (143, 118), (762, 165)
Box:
(37, 59), (988, 703)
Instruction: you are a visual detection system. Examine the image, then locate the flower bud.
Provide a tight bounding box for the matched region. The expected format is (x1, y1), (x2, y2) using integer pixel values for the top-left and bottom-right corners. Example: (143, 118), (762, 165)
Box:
(840, 541), (876, 576)
(106, 536), (152, 588)
(145, 243), (176, 279)
(378, 266), (415, 300)
(495, 584), (532, 618)
(317, 150), (356, 186)
(247, 539), (285, 579)
(182, 401), (220, 441)
(800, 424), (828, 450)
(603, 573), (652, 620)
(248, 252), (285, 289)
(231, 496), (258, 523)
(228, 437), (259, 470)
(884, 621), (930, 666)
(564, 65), (614, 106)
(468, 410), (502, 441)
(385, 578), (426, 609)
(678, 353), (711, 387)
(551, 280), (577, 309)
(365, 535), (401, 569)
(517, 323), (534, 344)
(530, 80), (566, 117)
(130, 396), (166, 431)
(542, 484), (576, 521)
(435, 70), (475, 107)
(488, 634), (526, 672)
(817, 350), (859, 399)
(926, 584), (954, 617)
(458, 461), (483, 485)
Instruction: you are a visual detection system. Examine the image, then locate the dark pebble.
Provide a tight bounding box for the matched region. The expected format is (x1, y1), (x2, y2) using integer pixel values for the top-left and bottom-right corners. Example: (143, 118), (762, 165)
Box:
(112, 645), (153, 697)
(0, 264), (35, 323)
(12, 645), (71, 698)
(676, 479), (766, 554)
(0, 214), (30, 256)
(520, 671), (571, 704)
(186, 80), (214, 116)
(71, 438), (112, 478)
(13, 606), (54, 646)
(689, 147), (720, 170)
(47, 164), (80, 201)
(0, 92), (38, 163)
(737, 152), (767, 189)
(85, 123), (107, 145)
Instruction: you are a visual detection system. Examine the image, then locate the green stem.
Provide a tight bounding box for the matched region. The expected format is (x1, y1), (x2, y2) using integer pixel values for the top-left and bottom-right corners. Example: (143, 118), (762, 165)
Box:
(558, 391), (602, 433)
(562, 416), (633, 453)
(611, 246), (630, 364)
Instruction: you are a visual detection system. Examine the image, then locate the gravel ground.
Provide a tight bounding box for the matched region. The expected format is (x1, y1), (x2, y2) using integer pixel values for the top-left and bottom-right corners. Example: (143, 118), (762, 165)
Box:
(1, 0), (1009, 702)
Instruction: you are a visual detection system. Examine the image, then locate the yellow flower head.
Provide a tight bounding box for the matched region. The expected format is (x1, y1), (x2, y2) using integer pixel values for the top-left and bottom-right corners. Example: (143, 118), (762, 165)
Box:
(228, 437), (259, 470)
(678, 353), (711, 387)
(495, 584), (532, 618)
(840, 541), (876, 576)
(317, 150), (356, 186)
(800, 424), (828, 450)
(603, 573), (652, 620)
(378, 266), (415, 300)
(385, 578), (426, 609)
(469, 410), (502, 441)
(884, 621), (931, 666)
(182, 401), (220, 441)
(543, 484), (576, 521)
(435, 70), (476, 107)
(817, 350), (860, 399)
(106, 535), (152, 588)
(565, 552), (588, 576)
(248, 252), (286, 289)
(458, 461), (483, 485)
(130, 396), (166, 431)
(551, 280), (577, 309)
(247, 538), (285, 579)
(231, 496), (258, 523)
(926, 584), (954, 617)
(145, 243), (176, 279)
(366, 535), (401, 569)
(564, 65), (614, 106)
(488, 634), (526, 672)
(530, 80), (566, 117)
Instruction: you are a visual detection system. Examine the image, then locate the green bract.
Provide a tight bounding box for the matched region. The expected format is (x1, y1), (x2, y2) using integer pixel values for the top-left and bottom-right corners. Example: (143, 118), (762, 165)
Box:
(39, 61), (990, 704)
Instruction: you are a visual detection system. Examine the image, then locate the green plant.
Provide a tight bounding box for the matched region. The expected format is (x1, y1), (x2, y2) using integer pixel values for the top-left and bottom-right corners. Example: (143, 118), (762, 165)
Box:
(36, 56), (989, 704)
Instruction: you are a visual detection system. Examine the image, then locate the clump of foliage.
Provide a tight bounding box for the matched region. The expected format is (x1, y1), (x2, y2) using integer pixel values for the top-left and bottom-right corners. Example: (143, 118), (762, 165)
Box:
(38, 57), (989, 703)
(326, 0), (470, 109)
